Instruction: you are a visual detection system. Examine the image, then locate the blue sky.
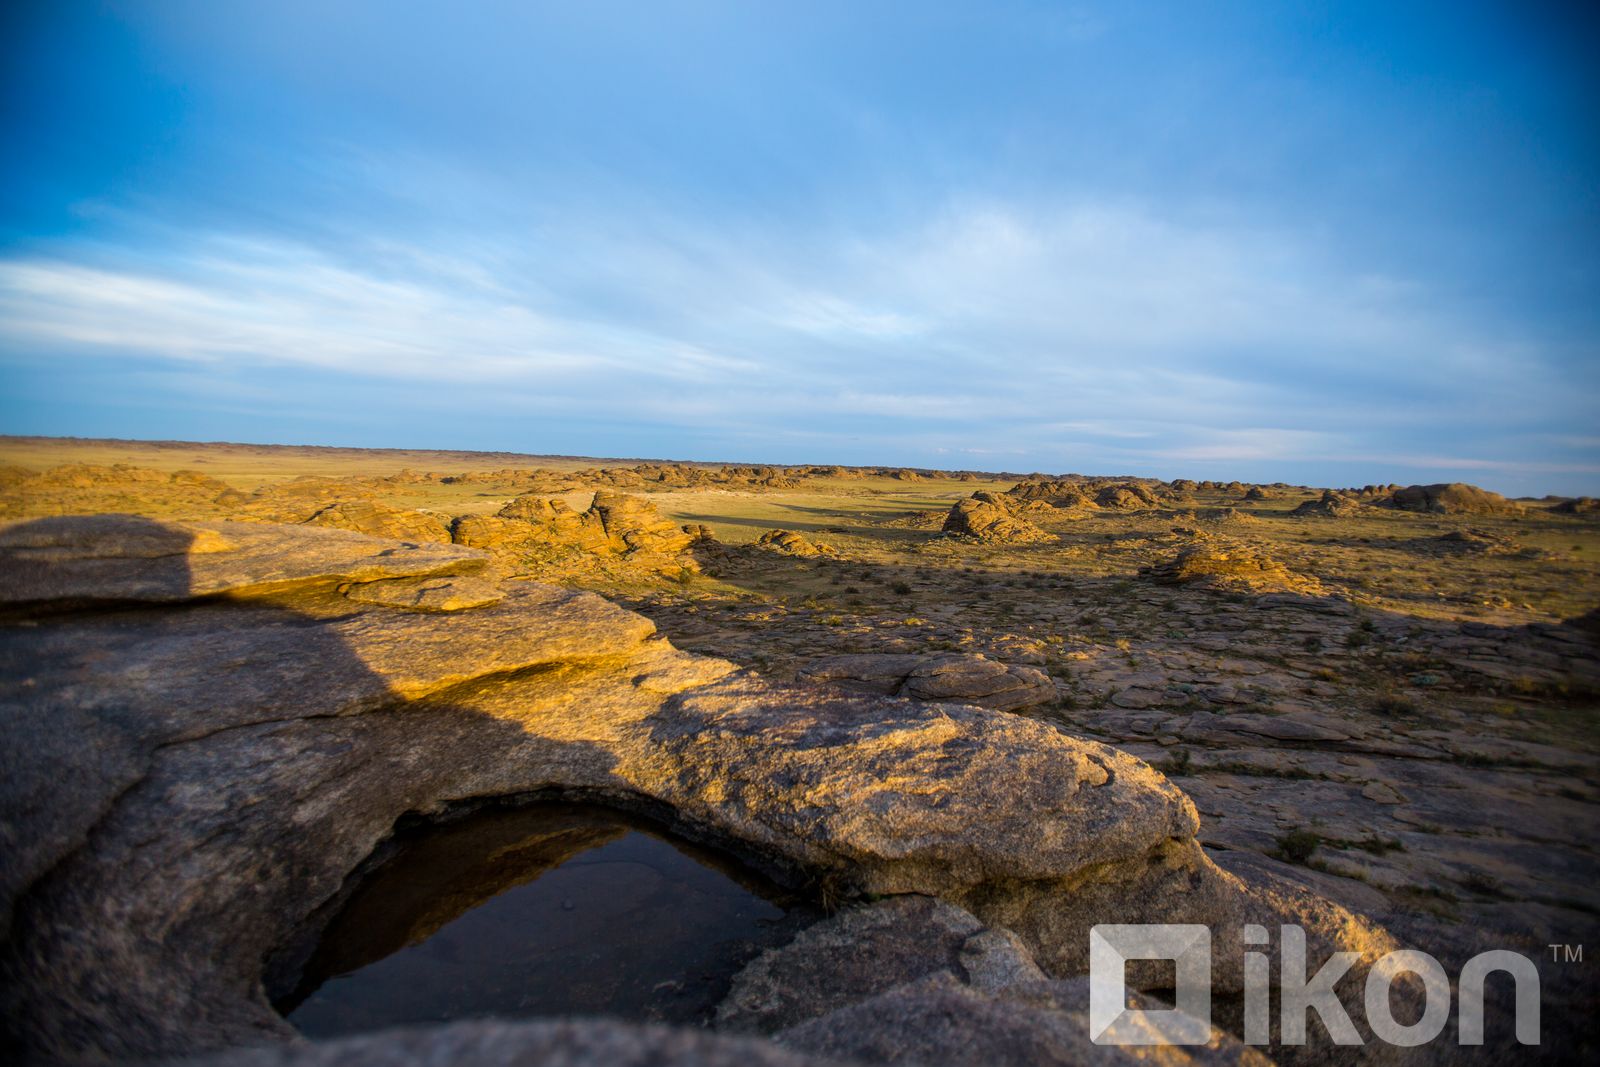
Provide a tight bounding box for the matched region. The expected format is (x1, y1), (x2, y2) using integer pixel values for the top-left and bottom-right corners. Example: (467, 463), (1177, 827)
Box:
(1, 1), (1596, 493)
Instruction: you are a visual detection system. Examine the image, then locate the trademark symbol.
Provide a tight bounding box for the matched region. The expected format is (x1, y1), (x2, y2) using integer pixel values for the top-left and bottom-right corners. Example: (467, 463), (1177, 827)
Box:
(1547, 944), (1582, 963)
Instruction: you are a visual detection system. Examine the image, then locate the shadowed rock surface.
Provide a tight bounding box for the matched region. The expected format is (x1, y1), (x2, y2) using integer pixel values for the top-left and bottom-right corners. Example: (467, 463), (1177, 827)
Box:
(721, 896), (1270, 1064)
(1290, 490), (1368, 518)
(795, 652), (1057, 711)
(1385, 483), (1521, 516)
(0, 514), (485, 609)
(776, 972), (1269, 1067)
(174, 1019), (842, 1067)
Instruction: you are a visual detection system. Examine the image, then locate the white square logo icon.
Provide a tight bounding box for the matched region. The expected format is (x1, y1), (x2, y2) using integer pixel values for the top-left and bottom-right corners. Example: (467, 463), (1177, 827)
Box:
(1089, 924), (1213, 1045)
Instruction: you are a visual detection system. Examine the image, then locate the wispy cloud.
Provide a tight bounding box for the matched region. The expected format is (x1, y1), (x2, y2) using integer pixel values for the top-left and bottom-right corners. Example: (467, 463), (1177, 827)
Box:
(1, 190), (1594, 491)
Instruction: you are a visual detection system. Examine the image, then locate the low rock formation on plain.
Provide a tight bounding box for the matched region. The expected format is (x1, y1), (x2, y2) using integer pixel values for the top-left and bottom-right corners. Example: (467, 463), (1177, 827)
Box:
(303, 499), (454, 543)
(1290, 490), (1367, 518)
(1554, 496), (1598, 516)
(942, 493), (1053, 544)
(756, 529), (836, 557)
(1005, 480), (1096, 509)
(1141, 535), (1326, 596)
(453, 489), (700, 576)
(1094, 483), (1161, 509)
(1384, 482), (1522, 516)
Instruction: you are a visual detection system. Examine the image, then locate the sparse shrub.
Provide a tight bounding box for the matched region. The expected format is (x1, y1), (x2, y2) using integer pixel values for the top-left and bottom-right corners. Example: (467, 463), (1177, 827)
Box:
(1354, 835), (1406, 856)
(1275, 829), (1322, 865)
(1161, 747), (1193, 776)
(1371, 688), (1420, 715)
(891, 581), (913, 595)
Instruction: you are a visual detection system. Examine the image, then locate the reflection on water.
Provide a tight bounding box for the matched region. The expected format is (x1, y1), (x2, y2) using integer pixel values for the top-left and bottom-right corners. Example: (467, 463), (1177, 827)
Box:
(276, 802), (816, 1037)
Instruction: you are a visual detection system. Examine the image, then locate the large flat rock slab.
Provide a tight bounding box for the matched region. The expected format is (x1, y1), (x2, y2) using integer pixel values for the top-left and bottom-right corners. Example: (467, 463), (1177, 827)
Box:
(0, 515), (486, 608)
(633, 677), (1195, 889)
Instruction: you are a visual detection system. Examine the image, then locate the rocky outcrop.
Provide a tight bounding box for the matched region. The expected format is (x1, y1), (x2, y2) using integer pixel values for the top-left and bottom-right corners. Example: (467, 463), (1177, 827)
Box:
(1005, 480), (1095, 510)
(452, 497), (604, 553)
(1384, 482), (1521, 516)
(796, 652), (1057, 711)
(224, 476), (398, 524)
(1411, 529), (1525, 557)
(1553, 496), (1598, 516)
(942, 495), (1052, 544)
(0, 463), (238, 520)
(720, 896), (1269, 1065)
(0, 516), (1402, 1064)
(341, 572), (506, 612)
(718, 896), (1043, 1033)
(1141, 536), (1326, 596)
(303, 500), (452, 543)
(1291, 490), (1367, 518)
(589, 490), (696, 555)
(0, 513), (483, 609)
(755, 529), (835, 557)
(1176, 506), (1260, 527)
(1094, 483), (1159, 509)
(452, 491), (697, 575)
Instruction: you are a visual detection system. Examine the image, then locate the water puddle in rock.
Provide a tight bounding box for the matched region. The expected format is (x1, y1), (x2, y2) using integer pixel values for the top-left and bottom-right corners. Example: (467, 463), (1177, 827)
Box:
(275, 802), (816, 1037)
